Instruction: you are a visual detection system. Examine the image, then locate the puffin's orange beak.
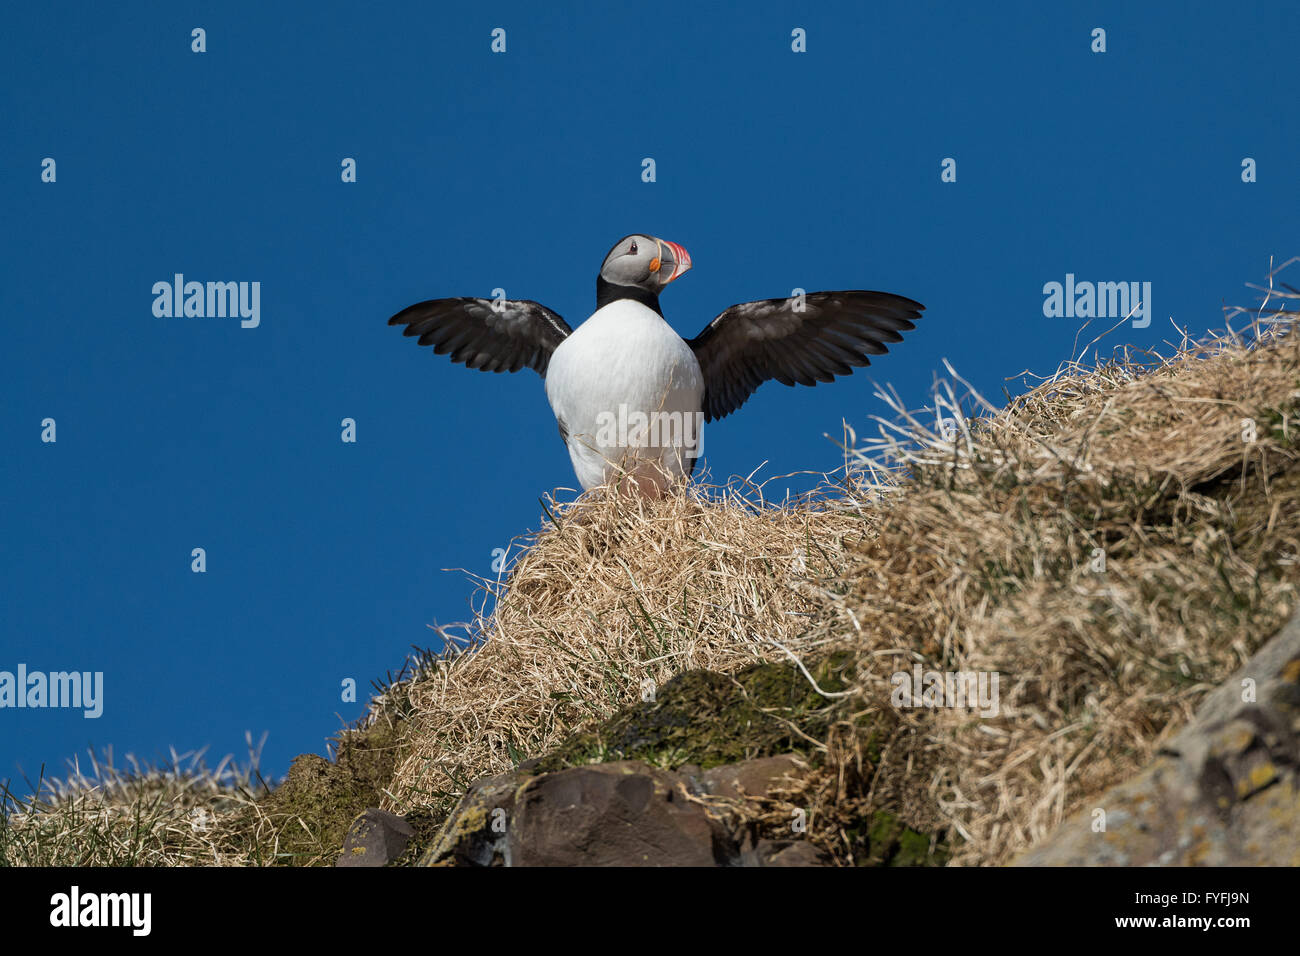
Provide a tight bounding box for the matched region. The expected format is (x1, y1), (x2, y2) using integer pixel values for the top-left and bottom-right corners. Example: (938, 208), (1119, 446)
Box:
(661, 240), (692, 282)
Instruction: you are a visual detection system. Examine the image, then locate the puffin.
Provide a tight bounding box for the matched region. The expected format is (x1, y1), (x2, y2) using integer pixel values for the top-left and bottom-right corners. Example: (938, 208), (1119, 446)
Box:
(389, 235), (923, 495)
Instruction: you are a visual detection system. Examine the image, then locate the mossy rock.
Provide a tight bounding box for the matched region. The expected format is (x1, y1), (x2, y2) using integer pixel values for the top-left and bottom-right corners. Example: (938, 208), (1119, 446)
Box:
(523, 652), (951, 865)
(532, 652), (857, 773)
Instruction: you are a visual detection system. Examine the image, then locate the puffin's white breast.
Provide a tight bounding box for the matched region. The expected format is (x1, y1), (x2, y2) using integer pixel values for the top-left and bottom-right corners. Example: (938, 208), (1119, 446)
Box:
(545, 300), (704, 492)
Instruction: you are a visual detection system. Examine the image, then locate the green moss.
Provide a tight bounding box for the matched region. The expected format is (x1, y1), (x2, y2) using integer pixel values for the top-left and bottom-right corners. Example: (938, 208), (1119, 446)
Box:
(1260, 401), (1300, 447)
(221, 719), (407, 866)
(531, 652), (857, 773)
(857, 810), (950, 867)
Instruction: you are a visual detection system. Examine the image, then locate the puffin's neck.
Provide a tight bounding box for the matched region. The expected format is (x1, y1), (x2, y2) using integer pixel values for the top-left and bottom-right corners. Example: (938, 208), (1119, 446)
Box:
(596, 276), (663, 316)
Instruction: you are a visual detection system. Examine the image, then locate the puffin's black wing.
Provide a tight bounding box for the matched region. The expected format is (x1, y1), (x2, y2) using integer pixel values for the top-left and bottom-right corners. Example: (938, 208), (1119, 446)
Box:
(388, 297), (572, 376)
(687, 291), (924, 422)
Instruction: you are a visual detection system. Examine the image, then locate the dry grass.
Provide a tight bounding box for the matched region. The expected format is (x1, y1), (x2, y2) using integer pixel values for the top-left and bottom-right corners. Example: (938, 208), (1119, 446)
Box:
(0, 741), (272, 866)
(385, 476), (868, 812)
(823, 312), (1300, 864)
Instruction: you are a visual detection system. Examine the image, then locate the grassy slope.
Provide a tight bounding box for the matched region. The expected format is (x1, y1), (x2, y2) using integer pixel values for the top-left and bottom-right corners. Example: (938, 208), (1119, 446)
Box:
(6, 311), (1299, 866)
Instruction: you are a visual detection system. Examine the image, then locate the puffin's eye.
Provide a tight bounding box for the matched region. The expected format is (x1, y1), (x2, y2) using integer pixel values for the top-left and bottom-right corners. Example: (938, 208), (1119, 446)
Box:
(628, 240), (638, 255)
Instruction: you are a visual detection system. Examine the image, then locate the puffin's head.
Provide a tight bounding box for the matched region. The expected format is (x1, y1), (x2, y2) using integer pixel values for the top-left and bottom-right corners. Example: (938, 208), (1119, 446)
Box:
(599, 234), (692, 293)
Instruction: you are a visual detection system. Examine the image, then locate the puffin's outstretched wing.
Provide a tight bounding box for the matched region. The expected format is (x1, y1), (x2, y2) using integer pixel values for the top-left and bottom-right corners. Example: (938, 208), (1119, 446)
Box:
(388, 298), (572, 376)
(687, 291), (924, 422)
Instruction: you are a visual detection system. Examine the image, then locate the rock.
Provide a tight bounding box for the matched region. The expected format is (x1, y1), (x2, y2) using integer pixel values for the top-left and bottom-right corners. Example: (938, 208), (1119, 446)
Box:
(422, 759), (820, 867)
(420, 772), (521, 866)
(336, 808), (414, 867)
(1016, 609), (1300, 865)
(739, 839), (834, 866)
(510, 762), (732, 866)
(695, 754), (806, 800)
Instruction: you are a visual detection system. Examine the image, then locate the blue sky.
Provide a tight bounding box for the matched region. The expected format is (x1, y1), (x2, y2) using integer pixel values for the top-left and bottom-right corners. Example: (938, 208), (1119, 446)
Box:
(2, 1), (1295, 795)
